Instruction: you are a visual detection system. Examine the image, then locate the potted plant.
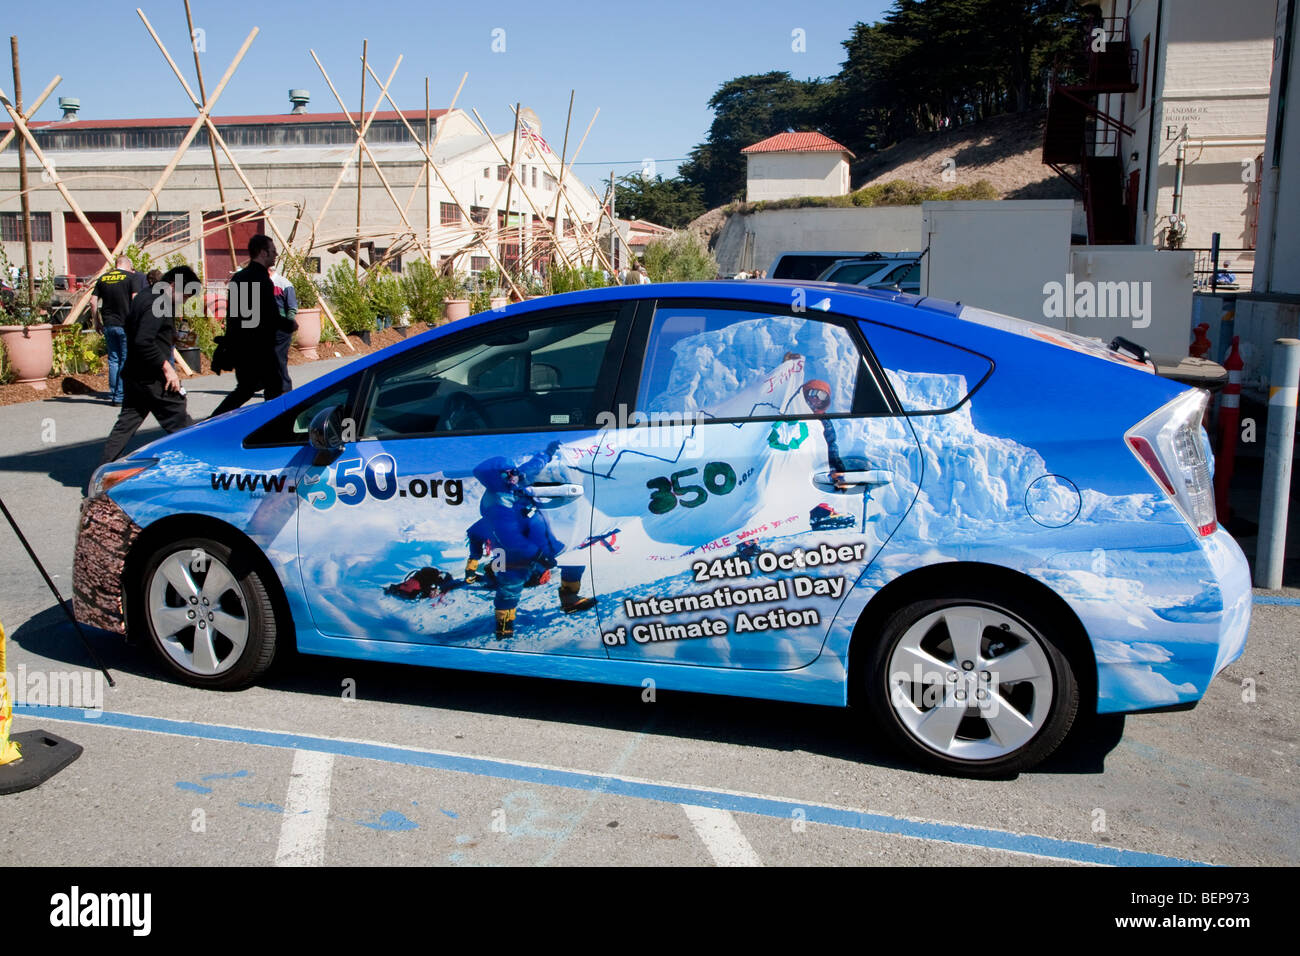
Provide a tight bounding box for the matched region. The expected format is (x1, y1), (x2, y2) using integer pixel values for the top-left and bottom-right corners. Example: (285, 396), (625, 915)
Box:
(0, 249), (55, 389)
(444, 274), (471, 322)
(322, 261), (377, 346)
(282, 249), (322, 359)
(366, 269), (404, 332)
(401, 259), (456, 327)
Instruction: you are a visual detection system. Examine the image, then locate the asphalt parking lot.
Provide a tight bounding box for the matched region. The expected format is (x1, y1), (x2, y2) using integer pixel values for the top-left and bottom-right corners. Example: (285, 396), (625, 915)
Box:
(1, 361), (1297, 867)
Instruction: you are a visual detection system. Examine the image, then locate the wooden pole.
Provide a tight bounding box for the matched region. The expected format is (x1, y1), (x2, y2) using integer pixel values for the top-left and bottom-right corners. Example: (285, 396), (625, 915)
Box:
(183, 0), (237, 269)
(134, 11), (355, 350)
(550, 90), (574, 265)
(501, 103), (520, 276)
(401, 71), (465, 216)
(354, 39), (366, 280)
(0, 72), (58, 155)
(425, 77), (431, 258)
(9, 37), (34, 308)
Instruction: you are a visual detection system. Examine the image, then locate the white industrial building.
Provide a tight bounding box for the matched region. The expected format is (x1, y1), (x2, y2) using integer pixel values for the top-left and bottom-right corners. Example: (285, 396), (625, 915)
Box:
(0, 94), (605, 285)
(742, 132), (853, 203)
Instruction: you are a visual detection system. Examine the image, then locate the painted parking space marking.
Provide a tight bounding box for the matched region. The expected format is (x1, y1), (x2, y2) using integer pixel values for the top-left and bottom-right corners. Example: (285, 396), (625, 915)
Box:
(682, 805), (762, 866)
(275, 750), (334, 867)
(17, 705), (1212, 867)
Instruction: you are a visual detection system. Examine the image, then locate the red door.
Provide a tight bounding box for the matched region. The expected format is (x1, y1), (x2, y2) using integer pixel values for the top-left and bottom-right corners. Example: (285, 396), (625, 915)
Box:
(203, 212), (264, 283)
(64, 212), (122, 281)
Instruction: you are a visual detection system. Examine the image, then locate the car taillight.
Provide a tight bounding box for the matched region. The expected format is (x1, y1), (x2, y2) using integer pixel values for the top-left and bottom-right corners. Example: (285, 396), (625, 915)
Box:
(1125, 389), (1217, 536)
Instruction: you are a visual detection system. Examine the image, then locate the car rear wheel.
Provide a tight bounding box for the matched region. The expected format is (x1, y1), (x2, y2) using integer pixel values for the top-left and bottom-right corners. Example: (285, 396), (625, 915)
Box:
(141, 536), (278, 689)
(865, 595), (1078, 776)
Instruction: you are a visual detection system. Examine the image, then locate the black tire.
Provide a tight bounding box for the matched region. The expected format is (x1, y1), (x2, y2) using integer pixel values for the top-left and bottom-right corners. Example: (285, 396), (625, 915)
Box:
(139, 536), (279, 690)
(864, 593), (1079, 777)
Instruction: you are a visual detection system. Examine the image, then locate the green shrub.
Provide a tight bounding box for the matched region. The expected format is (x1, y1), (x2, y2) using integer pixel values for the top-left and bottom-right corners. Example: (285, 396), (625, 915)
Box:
(0, 247), (55, 325)
(280, 248), (320, 308)
(322, 262), (376, 334)
(642, 231), (718, 282)
(366, 270), (406, 323)
(52, 327), (105, 375)
(401, 260), (456, 325)
(547, 266), (608, 294)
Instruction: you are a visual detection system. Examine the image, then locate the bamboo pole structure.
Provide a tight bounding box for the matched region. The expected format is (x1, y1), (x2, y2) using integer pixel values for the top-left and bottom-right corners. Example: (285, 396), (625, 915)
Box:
(309, 51), (433, 269)
(0, 72), (57, 155)
(183, 0), (238, 268)
(136, 10), (354, 349)
(362, 61), (523, 299)
(500, 104), (520, 274)
(425, 78), (431, 257)
(549, 90), (574, 265)
(8, 37), (34, 306)
(401, 71), (466, 218)
(306, 49), (401, 256)
(471, 107), (575, 270)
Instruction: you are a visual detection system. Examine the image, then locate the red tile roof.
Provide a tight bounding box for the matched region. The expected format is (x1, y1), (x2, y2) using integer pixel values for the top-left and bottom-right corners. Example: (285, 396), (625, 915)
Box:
(741, 131), (853, 157)
(1, 109), (446, 133)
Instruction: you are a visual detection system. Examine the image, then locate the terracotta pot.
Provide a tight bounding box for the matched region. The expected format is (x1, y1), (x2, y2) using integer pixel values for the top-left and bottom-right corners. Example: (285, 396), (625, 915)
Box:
(444, 298), (470, 322)
(0, 323), (54, 390)
(294, 307), (322, 360)
(490, 295), (509, 311)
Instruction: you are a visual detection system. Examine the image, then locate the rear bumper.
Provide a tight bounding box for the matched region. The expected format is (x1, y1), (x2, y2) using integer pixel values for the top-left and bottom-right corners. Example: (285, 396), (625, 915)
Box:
(72, 494), (139, 635)
(1092, 528), (1252, 714)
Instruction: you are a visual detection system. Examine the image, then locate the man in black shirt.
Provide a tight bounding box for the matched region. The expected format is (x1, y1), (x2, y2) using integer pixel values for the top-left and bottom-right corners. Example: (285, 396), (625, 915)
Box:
(211, 234), (293, 416)
(91, 256), (146, 405)
(98, 265), (200, 465)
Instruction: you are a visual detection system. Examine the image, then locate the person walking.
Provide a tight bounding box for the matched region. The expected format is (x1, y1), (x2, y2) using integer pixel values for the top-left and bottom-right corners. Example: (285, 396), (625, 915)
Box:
(210, 234), (292, 416)
(91, 256), (146, 405)
(98, 265), (200, 464)
(269, 264), (298, 395)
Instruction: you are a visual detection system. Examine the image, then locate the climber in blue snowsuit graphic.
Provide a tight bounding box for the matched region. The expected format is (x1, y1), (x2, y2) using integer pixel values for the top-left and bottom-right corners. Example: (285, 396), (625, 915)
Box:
(469, 448), (596, 639)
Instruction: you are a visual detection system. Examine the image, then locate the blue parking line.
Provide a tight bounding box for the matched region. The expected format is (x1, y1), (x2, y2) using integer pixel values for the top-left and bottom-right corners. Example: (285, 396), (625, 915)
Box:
(16, 704), (1210, 867)
(1253, 594), (1300, 605)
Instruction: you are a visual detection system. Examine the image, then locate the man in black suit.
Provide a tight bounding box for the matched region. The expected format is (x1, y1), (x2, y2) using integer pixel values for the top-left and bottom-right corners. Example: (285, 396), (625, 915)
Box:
(98, 265), (200, 464)
(211, 234), (293, 416)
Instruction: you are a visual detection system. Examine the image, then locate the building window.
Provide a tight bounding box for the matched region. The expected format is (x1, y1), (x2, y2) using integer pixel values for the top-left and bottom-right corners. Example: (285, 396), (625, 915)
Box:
(440, 202), (462, 226)
(470, 256), (489, 273)
(483, 167), (490, 178)
(139, 211), (189, 246)
(1139, 35), (1150, 110)
(531, 167), (538, 188)
(543, 172), (557, 191)
(470, 206), (489, 225)
(497, 164), (509, 181)
(0, 211), (52, 242)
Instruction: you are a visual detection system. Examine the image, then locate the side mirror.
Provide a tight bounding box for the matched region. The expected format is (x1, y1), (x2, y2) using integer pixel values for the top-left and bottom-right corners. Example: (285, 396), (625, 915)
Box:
(308, 405), (346, 459)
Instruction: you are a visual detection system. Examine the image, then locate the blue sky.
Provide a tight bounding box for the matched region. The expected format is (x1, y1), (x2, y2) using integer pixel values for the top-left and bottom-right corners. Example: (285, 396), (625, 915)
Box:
(5, 0), (890, 191)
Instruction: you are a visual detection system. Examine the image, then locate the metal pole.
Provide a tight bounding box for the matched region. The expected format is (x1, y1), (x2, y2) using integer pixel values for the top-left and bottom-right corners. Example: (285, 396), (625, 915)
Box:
(1255, 338), (1300, 589)
(9, 37), (34, 309)
(1210, 230), (1220, 294)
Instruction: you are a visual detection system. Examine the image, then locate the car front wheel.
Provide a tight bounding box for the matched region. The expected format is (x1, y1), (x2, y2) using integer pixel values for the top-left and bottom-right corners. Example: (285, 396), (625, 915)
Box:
(865, 595), (1079, 776)
(141, 536), (279, 689)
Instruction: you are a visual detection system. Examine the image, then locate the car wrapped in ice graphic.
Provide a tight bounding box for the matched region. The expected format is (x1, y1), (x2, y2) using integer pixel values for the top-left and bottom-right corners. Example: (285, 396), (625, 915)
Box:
(76, 281), (1251, 775)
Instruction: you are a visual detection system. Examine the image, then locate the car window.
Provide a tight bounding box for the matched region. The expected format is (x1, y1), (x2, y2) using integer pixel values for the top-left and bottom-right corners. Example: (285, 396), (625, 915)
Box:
(361, 311), (622, 439)
(828, 261), (891, 284)
(244, 374), (361, 447)
(859, 320), (993, 413)
(635, 304), (889, 419)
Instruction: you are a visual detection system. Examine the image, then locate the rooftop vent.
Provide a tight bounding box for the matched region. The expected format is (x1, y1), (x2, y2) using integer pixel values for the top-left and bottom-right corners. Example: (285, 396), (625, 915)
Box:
(58, 97), (80, 121)
(289, 89), (309, 114)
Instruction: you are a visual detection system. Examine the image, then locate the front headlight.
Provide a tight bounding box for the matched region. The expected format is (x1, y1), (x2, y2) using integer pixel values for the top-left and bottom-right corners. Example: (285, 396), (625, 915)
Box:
(88, 458), (158, 499)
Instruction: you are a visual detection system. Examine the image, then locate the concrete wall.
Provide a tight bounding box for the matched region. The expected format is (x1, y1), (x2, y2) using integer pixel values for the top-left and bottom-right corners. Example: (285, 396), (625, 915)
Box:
(745, 152), (850, 202)
(713, 205), (922, 275)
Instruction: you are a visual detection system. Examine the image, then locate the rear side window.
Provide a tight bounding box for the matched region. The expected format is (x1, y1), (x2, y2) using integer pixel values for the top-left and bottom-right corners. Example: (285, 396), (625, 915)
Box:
(860, 321), (993, 413)
(636, 304), (890, 419)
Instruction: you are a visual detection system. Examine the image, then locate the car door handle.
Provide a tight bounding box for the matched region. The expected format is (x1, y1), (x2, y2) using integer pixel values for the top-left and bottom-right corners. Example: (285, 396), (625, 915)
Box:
(526, 483), (584, 499)
(813, 470), (892, 487)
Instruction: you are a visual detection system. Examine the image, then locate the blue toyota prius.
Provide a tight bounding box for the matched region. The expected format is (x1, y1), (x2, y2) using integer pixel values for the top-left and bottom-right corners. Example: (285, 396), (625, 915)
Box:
(76, 281), (1252, 775)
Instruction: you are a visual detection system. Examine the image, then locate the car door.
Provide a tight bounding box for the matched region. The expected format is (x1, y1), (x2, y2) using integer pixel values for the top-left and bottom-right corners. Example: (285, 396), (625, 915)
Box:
(581, 299), (923, 670)
(295, 302), (632, 656)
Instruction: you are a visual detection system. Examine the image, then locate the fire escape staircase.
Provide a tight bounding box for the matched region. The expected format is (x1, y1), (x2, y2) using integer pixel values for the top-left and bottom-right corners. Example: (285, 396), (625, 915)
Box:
(1041, 17), (1139, 244)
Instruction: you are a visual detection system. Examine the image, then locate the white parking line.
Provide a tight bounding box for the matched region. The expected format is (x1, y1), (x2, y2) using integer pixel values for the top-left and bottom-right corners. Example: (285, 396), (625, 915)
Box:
(275, 750), (334, 867)
(682, 804), (762, 867)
